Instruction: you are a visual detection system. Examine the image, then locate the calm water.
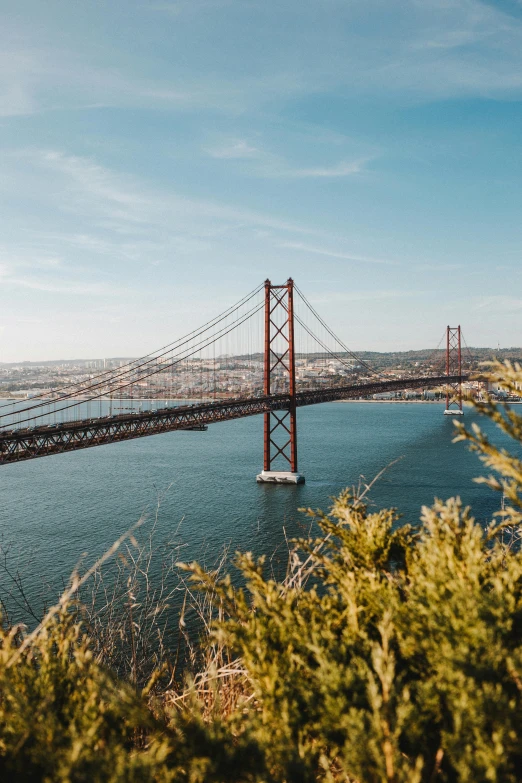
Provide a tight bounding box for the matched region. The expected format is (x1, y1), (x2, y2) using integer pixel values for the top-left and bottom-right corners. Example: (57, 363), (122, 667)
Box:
(0, 402), (514, 615)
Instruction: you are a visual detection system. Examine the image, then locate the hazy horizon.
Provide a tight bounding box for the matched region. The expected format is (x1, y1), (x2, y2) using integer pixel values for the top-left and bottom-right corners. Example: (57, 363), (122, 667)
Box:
(1, 346), (520, 367)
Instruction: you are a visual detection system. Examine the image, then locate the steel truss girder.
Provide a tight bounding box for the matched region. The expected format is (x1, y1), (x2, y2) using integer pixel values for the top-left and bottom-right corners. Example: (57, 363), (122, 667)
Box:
(0, 375), (466, 466)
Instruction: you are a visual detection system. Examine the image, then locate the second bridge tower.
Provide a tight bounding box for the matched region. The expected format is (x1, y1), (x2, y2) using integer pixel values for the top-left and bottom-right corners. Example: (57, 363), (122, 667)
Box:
(256, 278), (305, 484)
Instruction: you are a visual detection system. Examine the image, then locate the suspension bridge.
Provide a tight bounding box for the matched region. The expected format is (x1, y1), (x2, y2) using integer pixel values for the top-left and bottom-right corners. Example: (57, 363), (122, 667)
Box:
(0, 279), (470, 481)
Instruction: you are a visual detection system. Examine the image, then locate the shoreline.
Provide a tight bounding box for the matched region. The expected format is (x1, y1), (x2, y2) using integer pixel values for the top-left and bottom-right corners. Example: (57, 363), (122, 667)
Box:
(334, 398), (444, 405)
(334, 398), (522, 405)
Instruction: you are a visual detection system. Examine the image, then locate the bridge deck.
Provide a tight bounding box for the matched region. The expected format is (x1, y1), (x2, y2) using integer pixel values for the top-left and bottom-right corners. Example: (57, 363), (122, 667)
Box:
(0, 375), (466, 465)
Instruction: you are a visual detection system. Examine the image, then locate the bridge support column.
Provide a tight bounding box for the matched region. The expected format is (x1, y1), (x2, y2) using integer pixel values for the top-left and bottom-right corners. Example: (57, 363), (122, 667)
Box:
(444, 325), (464, 415)
(256, 278), (305, 484)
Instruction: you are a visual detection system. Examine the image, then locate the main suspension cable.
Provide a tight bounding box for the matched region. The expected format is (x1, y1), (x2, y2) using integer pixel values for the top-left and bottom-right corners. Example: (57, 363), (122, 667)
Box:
(4, 302), (265, 430)
(1, 285), (264, 422)
(294, 313), (367, 375)
(294, 285), (380, 378)
(0, 283), (264, 417)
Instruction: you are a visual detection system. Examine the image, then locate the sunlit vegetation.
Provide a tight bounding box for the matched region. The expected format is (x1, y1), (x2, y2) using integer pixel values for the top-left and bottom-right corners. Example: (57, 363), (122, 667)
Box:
(1, 361), (522, 782)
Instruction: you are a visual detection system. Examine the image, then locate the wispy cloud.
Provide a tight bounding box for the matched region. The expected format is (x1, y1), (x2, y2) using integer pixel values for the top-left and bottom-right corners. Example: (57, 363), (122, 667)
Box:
(473, 295), (522, 314)
(150, 1), (234, 16)
(305, 289), (420, 304)
(0, 146), (335, 309)
(277, 159), (368, 178)
(4, 277), (115, 295)
(409, 26), (491, 51)
(0, 250), (63, 272)
(416, 262), (465, 271)
(15, 148), (321, 237)
(205, 137), (372, 178)
(205, 139), (261, 159)
(0, 247), (115, 296)
(0, 39), (246, 118)
(0, 83), (36, 118)
(280, 241), (398, 265)
(4, 0), (522, 125)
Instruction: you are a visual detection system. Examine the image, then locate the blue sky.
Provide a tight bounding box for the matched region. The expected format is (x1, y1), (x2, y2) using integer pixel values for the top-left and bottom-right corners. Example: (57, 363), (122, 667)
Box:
(1, 0), (522, 361)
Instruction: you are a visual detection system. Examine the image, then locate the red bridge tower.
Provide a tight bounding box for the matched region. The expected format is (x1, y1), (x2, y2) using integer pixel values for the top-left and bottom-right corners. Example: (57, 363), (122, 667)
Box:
(256, 278), (305, 484)
(444, 325), (464, 415)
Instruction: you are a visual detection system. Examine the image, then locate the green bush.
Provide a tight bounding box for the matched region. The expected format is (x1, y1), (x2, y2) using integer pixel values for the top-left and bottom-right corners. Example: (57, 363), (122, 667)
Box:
(1, 360), (522, 781)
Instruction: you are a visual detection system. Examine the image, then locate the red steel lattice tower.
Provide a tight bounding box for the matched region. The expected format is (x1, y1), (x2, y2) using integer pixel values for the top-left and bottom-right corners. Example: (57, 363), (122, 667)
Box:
(256, 278), (305, 484)
(444, 325), (464, 415)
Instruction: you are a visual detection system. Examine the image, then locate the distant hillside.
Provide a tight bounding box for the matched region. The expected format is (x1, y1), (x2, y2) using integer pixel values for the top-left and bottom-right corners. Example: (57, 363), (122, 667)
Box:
(352, 347), (522, 370)
(0, 358), (135, 368)
(1, 347), (520, 370)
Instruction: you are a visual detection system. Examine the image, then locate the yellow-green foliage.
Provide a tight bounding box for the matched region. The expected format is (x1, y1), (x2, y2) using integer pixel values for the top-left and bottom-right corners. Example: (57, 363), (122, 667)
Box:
(188, 495), (522, 782)
(1, 360), (522, 782)
(0, 610), (169, 781)
(0, 608), (264, 782)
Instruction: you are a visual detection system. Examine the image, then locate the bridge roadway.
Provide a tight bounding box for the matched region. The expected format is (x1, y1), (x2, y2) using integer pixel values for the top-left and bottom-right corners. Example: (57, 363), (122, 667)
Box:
(0, 374), (467, 466)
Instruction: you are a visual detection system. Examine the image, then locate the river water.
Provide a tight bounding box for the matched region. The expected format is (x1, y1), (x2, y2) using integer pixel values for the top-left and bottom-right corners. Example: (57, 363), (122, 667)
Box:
(0, 401), (514, 617)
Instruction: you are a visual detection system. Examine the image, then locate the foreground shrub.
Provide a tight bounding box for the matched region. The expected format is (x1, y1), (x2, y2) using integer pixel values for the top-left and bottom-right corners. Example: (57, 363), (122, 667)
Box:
(0, 607), (265, 782)
(1, 360), (522, 781)
(186, 492), (521, 782)
(0, 610), (169, 781)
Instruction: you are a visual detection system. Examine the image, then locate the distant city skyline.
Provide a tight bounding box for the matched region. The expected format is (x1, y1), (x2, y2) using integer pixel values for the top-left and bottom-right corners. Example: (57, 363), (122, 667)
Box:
(1, 0), (522, 361)
(2, 342), (522, 370)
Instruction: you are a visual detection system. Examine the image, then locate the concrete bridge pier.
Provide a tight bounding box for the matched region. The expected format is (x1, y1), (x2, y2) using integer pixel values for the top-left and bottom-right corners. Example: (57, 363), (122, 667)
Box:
(256, 470), (305, 485)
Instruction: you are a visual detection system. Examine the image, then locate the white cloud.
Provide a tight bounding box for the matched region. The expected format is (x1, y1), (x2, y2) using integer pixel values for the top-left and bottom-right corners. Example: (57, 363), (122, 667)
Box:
(0, 250), (64, 277)
(0, 83), (36, 117)
(252, 157), (371, 179)
(150, 1), (234, 16)
(306, 289), (420, 304)
(11, 148), (320, 238)
(3, 0), (522, 123)
(473, 295), (522, 314)
(206, 139), (261, 159)
(4, 277), (115, 296)
(0, 247), (113, 296)
(0, 39), (242, 117)
(206, 138), (372, 178)
(280, 241), (398, 265)
(0, 147), (338, 314)
(205, 130), (375, 179)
